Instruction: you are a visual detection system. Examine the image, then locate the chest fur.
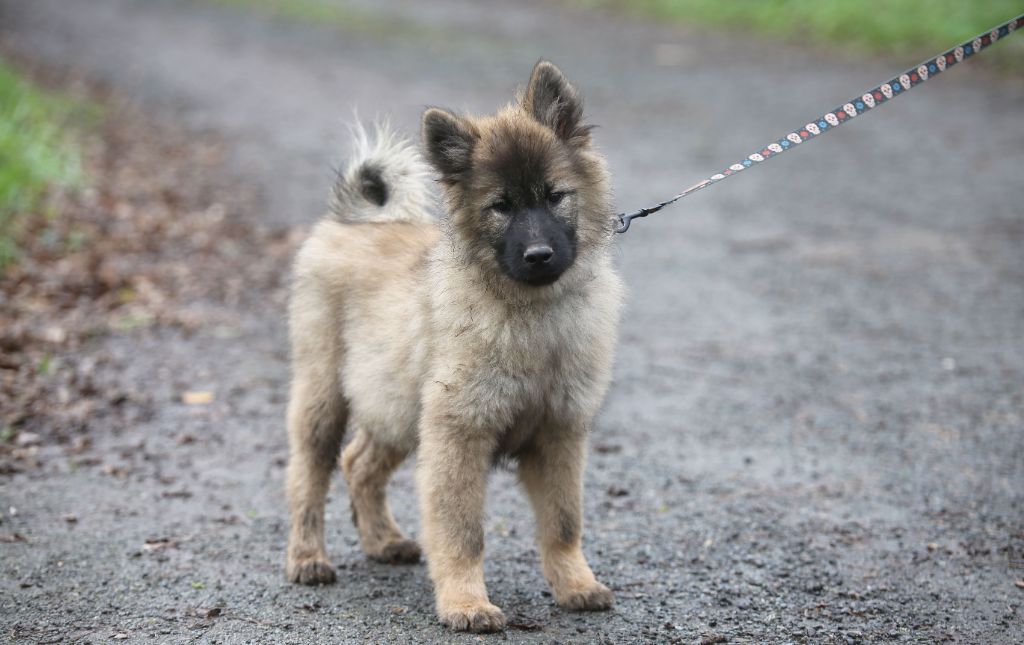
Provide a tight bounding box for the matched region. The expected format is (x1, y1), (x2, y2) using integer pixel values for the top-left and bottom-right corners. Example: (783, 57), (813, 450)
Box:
(430, 288), (615, 438)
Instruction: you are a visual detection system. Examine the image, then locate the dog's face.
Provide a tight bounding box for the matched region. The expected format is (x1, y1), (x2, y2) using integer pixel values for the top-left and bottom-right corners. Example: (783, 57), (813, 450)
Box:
(422, 61), (611, 288)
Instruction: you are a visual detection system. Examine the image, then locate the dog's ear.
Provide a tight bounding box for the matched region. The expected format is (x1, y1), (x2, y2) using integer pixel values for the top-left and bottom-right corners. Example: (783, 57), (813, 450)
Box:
(523, 60), (590, 145)
(422, 107), (477, 183)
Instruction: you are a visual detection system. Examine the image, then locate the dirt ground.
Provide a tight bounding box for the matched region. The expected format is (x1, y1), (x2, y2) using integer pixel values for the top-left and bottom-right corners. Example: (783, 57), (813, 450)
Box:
(1, 1), (1022, 643)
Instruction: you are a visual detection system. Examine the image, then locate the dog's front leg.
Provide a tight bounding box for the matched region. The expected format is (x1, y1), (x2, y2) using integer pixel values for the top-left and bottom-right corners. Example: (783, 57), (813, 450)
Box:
(417, 414), (505, 632)
(519, 425), (613, 611)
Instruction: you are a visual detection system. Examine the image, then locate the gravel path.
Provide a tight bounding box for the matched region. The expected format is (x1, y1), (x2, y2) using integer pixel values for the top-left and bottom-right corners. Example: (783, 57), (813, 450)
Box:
(2, 1), (1022, 642)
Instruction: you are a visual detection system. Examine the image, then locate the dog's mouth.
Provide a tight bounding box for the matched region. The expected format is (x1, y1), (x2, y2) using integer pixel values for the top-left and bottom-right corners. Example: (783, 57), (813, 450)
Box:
(513, 264), (566, 287)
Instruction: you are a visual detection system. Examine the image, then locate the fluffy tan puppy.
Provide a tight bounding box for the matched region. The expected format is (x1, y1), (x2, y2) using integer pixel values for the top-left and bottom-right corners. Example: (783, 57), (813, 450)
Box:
(285, 60), (622, 632)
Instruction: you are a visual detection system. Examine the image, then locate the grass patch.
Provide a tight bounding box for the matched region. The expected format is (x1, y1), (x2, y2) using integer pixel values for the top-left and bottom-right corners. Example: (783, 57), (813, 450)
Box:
(0, 57), (88, 268)
(578, 1), (1024, 69)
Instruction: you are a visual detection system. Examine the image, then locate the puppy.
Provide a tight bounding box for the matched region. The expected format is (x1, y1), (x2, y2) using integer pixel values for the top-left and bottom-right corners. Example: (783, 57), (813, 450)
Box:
(285, 60), (622, 632)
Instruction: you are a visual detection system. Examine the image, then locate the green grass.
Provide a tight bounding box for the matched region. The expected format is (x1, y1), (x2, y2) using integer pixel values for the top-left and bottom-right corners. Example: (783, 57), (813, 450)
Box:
(578, 1), (1024, 67)
(0, 58), (87, 268)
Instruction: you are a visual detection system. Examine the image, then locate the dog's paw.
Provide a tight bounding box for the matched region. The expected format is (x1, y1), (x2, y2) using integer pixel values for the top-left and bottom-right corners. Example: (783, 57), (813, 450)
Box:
(369, 538), (422, 565)
(286, 557), (337, 585)
(556, 582), (614, 611)
(438, 601), (507, 632)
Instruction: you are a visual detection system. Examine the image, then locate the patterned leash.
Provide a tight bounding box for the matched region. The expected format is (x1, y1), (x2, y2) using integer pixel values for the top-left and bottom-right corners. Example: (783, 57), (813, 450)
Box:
(615, 14), (1023, 233)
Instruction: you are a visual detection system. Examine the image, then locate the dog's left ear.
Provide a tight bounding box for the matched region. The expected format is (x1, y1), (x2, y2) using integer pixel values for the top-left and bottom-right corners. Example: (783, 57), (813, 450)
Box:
(522, 60), (591, 146)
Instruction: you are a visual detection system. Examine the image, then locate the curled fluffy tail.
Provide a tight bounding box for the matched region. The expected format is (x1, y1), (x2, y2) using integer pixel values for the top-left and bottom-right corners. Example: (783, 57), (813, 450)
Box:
(329, 120), (433, 223)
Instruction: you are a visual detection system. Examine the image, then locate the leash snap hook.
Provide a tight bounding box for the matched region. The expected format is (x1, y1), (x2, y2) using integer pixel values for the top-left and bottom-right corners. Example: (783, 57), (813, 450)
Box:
(615, 179), (708, 234)
(614, 206), (655, 234)
(614, 211), (636, 234)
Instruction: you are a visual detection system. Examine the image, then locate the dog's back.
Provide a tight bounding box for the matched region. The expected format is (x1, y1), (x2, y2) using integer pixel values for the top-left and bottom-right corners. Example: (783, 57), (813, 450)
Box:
(289, 122), (438, 454)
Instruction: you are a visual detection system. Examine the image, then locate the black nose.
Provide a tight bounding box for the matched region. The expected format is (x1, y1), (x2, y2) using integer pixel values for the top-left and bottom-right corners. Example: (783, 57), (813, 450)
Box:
(523, 244), (554, 265)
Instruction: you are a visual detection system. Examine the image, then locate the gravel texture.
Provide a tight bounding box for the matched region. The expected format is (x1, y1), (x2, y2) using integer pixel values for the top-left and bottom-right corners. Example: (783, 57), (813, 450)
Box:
(1, 0), (1022, 643)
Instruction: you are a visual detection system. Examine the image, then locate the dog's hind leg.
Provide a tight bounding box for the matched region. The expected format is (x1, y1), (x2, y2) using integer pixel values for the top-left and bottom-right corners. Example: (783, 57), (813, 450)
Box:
(285, 374), (346, 584)
(341, 428), (420, 564)
(285, 278), (347, 585)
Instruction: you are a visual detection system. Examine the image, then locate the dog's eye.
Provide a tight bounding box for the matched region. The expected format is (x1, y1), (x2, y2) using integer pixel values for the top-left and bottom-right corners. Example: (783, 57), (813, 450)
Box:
(490, 200), (512, 214)
(547, 191), (569, 206)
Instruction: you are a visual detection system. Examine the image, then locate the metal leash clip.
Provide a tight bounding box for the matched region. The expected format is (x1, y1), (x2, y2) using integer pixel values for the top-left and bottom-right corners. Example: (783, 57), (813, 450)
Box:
(614, 206), (655, 233)
(614, 179), (713, 233)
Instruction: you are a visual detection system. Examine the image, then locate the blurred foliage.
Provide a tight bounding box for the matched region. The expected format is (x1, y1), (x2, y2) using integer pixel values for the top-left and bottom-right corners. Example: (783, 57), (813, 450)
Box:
(580, 1), (1024, 68)
(0, 58), (88, 268)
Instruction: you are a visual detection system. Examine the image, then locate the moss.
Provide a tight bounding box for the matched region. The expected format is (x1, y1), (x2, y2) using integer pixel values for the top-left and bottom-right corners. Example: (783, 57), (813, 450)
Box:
(0, 59), (94, 268)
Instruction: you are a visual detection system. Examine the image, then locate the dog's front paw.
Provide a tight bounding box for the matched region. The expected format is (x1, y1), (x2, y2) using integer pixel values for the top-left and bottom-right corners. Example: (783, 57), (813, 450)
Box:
(438, 601), (507, 632)
(556, 581), (614, 611)
(286, 556), (337, 585)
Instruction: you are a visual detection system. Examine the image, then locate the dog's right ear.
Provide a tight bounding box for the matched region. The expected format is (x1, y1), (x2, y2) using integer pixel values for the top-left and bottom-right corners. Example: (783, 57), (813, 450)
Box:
(422, 107), (477, 183)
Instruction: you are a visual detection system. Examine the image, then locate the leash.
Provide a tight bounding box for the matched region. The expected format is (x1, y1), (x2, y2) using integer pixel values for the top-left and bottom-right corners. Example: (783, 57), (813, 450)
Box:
(615, 14), (1023, 233)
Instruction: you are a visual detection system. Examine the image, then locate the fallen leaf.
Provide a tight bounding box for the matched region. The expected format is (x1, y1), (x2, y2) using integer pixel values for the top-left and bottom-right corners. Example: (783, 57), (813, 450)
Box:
(66, 436), (92, 454)
(101, 464), (132, 478)
(202, 607), (222, 618)
(62, 514), (78, 524)
(1015, 580), (1024, 589)
(0, 533), (27, 543)
(15, 432), (41, 447)
(507, 618), (544, 631)
(182, 391), (214, 405)
(606, 485), (629, 497)
(42, 327), (67, 344)
(142, 537), (179, 552)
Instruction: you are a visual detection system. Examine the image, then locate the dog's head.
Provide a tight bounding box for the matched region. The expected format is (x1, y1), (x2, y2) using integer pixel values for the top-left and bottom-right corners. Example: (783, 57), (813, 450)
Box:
(422, 61), (611, 289)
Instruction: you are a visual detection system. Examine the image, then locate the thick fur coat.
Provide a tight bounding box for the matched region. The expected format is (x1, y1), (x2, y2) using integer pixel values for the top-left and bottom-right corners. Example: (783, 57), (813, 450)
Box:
(285, 61), (623, 632)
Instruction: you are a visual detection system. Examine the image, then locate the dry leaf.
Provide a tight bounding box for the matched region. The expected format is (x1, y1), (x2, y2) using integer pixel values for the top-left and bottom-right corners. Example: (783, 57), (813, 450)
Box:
(182, 391), (214, 405)
(15, 432), (41, 447)
(142, 537), (179, 552)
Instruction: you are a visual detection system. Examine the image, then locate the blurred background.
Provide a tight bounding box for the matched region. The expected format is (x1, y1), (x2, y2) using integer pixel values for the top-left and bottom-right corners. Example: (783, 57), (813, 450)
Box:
(2, 1), (1022, 643)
